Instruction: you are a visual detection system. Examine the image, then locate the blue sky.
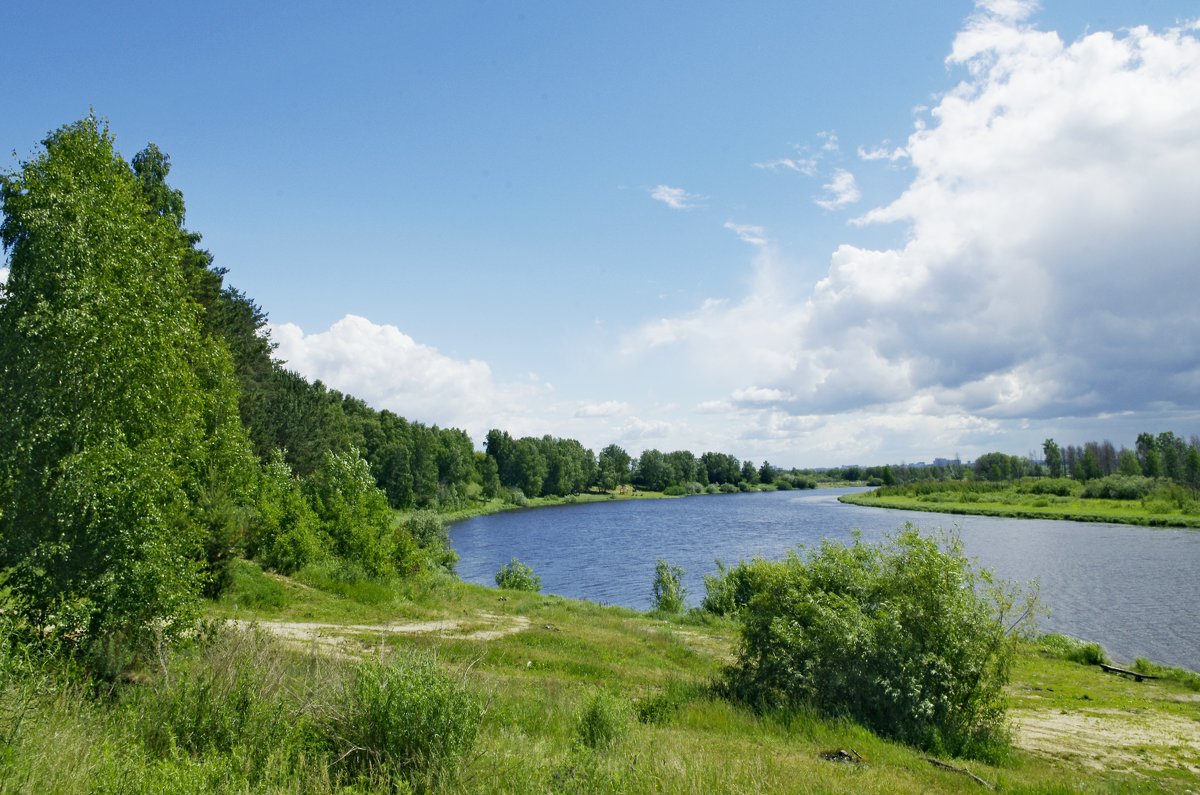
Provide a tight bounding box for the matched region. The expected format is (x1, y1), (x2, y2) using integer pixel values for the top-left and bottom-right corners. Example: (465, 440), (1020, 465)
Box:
(4, 0), (1199, 467)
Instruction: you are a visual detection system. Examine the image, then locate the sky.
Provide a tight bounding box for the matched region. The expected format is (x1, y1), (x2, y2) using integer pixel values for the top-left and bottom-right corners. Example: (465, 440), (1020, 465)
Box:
(3, 0), (1199, 468)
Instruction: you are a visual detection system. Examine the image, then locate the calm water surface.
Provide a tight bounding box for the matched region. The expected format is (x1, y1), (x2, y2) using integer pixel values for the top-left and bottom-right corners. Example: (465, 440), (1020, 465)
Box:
(451, 488), (1200, 669)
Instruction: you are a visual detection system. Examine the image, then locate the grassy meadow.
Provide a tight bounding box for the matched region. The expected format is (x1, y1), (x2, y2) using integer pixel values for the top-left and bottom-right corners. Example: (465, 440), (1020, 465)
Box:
(3, 559), (1199, 793)
(840, 478), (1200, 528)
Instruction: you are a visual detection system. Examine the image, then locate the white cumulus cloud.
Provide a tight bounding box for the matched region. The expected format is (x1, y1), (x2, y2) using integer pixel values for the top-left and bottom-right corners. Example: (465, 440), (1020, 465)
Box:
(272, 314), (553, 439)
(625, 9), (1200, 458)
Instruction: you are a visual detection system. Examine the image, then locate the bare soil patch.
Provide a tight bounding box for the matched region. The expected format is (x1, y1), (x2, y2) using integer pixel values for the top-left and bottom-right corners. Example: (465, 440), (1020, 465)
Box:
(1014, 707), (1200, 774)
(233, 612), (531, 656)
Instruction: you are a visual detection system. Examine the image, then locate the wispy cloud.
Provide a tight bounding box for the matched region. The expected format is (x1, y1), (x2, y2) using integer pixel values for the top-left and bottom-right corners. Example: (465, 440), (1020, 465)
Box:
(753, 156), (818, 175)
(649, 184), (705, 210)
(857, 142), (908, 162)
(814, 169), (861, 210)
(817, 130), (840, 152)
(723, 221), (768, 247)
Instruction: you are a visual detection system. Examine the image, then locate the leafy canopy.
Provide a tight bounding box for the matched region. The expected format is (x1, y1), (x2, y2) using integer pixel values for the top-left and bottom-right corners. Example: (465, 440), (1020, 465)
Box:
(0, 116), (253, 652)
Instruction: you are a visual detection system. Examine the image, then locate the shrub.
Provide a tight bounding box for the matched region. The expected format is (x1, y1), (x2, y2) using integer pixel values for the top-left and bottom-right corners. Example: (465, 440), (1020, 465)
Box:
(719, 525), (1035, 760)
(326, 651), (483, 789)
(495, 558), (542, 592)
(398, 511), (458, 574)
(1017, 478), (1079, 497)
(574, 690), (630, 750)
(719, 483), (739, 494)
(250, 450), (326, 575)
(1082, 474), (1156, 500)
(652, 559), (687, 613)
(306, 450), (397, 578)
(701, 559), (770, 616)
(1037, 634), (1108, 665)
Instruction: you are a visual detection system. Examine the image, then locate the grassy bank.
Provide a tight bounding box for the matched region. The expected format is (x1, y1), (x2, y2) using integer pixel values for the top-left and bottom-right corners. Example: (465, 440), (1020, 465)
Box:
(840, 482), (1200, 528)
(3, 560), (1197, 793)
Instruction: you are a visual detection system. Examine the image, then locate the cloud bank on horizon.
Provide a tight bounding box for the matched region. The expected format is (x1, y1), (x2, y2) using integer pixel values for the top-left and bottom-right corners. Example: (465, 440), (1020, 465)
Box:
(275, 2), (1200, 465)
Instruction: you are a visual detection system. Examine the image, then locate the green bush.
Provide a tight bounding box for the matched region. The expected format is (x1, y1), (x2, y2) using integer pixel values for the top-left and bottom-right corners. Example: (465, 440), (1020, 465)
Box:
(1036, 634), (1108, 665)
(250, 450), (326, 575)
(398, 511), (458, 574)
(306, 450), (397, 578)
(652, 559), (687, 613)
(327, 651), (483, 789)
(701, 559), (770, 616)
(1082, 474), (1156, 500)
(1017, 478), (1079, 497)
(719, 525), (1034, 760)
(574, 690), (630, 750)
(495, 558), (542, 592)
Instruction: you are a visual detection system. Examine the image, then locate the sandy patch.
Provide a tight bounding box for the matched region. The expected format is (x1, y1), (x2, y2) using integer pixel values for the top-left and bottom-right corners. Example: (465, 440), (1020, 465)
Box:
(1014, 707), (1200, 773)
(233, 613), (531, 656)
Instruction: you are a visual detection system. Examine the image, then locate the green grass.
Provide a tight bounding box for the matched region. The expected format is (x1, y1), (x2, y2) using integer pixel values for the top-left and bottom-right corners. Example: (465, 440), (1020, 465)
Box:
(840, 486), (1200, 527)
(4, 562), (1199, 792)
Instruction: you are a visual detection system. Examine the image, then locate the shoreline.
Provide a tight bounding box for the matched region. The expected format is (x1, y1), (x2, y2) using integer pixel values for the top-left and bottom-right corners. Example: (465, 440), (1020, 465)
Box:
(431, 481), (841, 527)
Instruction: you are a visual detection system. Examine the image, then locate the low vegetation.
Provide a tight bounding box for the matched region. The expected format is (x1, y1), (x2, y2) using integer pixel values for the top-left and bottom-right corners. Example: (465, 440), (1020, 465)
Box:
(843, 477), (1200, 527)
(2, 560), (1198, 793)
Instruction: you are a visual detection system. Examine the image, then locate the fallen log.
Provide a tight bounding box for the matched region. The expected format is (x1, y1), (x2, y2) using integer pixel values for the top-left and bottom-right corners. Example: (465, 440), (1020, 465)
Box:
(1099, 662), (1158, 682)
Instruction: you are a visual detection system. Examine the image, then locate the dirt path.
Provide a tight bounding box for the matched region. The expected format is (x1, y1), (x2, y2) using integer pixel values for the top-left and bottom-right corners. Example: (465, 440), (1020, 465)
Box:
(233, 612), (531, 656)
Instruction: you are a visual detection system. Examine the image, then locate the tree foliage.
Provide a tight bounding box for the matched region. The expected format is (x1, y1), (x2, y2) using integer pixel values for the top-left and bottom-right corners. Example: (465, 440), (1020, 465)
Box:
(719, 526), (1034, 759)
(0, 117), (254, 651)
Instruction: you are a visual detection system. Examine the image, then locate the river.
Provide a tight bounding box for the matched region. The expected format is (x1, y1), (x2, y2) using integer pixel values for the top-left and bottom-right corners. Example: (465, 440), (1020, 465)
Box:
(450, 487), (1200, 670)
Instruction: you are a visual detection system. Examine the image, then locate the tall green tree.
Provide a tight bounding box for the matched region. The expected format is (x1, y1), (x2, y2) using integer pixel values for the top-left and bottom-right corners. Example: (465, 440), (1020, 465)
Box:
(596, 444), (632, 490)
(1042, 439), (1064, 478)
(0, 117), (254, 652)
